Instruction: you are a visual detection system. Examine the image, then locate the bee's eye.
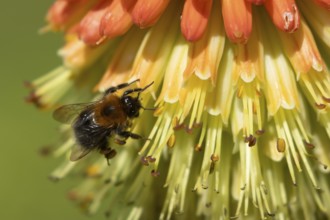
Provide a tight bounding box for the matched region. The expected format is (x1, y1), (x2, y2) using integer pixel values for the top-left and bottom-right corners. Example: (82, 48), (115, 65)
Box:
(121, 96), (141, 118)
(102, 105), (115, 116)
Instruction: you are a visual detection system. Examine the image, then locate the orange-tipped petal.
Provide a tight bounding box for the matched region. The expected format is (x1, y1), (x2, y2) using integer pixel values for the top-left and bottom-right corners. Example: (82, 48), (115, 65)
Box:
(100, 0), (133, 38)
(246, 0), (265, 5)
(298, 0), (330, 48)
(264, 0), (300, 33)
(95, 28), (146, 91)
(46, 0), (94, 31)
(313, 0), (330, 9)
(130, 0), (170, 28)
(59, 34), (114, 71)
(232, 20), (264, 84)
(181, 0), (213, 42)
(130, 2), (180, 91)
(278, 19), (325, 75)
(78, 0), (111, 45)
(222, 0), (252, 44)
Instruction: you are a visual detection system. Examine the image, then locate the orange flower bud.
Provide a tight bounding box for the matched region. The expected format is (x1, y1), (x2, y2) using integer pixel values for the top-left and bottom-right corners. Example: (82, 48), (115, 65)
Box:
(181, 0), (213, 42)
(222, 0), (252, 44)
(264, 0), (300, 33)
(78, 0), (111, 45)
(46, 0), (93, 31)
(100, 0), (133, 38)
(130, 0), (170, 28)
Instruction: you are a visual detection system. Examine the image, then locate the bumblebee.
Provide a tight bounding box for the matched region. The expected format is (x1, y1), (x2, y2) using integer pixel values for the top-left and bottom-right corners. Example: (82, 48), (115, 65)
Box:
(53, 80), (153, 162)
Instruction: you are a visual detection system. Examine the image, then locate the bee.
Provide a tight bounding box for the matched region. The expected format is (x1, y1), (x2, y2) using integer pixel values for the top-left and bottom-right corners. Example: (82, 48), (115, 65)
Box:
(53, 80), (154, 163)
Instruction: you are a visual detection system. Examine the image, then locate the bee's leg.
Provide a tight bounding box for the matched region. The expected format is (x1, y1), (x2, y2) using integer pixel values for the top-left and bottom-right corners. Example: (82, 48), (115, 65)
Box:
(117, 130), (145, 140)
(105, 149), (116, 159)
(100, 147), (117, 165)
(98, 138), (108, 151)
(123, 81), (154, 97)
(114, 138), (126, 145)
(99, 139), (116, 165)
(104, 79), (140, 95)
(114, 129), (128, 145)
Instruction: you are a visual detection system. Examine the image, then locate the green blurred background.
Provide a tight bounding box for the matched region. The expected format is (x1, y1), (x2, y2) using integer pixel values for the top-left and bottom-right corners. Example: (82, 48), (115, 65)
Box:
(0, 1), (103, 219)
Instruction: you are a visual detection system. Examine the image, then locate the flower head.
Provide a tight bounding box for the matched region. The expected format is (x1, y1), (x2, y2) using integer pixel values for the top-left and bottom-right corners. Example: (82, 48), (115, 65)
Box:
(28, 0), (330, 219)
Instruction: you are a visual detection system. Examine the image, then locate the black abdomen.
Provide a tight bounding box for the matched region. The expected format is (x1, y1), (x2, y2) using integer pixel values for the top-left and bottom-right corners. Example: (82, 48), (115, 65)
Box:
(73, 109), (110, 149)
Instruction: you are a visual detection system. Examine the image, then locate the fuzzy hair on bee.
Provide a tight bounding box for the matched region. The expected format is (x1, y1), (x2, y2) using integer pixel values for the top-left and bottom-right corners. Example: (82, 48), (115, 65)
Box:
(53, 80), (154, 163)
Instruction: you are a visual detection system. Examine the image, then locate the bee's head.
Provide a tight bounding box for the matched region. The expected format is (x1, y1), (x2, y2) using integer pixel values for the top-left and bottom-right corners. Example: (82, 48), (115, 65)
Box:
(121, 95), (142, 118)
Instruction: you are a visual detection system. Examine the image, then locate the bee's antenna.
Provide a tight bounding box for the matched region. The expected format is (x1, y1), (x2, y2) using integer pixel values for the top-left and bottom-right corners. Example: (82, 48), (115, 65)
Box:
(137, 81), (154, 99)
(137, 82), (156, 111)
(141, 81), (154, 91)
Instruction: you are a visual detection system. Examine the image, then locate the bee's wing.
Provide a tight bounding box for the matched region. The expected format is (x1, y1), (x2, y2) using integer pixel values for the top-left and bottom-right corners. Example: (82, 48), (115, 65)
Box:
(53, 102), (96, 124)
(69, 144), (92, 161)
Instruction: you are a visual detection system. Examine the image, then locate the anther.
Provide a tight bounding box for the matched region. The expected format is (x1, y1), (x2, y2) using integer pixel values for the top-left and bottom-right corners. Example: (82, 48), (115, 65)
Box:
(167, 134), (176, 148)
(210, 154), (219, 162)
(195, 144), (202, 152)
(303, 140), (315, 150)
(173, 117), (184, 130)
(315, 103), (326, 109)
(151, 169), (160, 177)
(25, 92), (43, 108)
(244, 135), (257, 147)
(39, 146), (53, 156)
(146, 156), (156, 163)
(255, 129), (265, 136)
(248, 136), (257, 146)
(277, 138), (286, 153)
(140, 156), (149, 166)
(185, 126), (194, 134)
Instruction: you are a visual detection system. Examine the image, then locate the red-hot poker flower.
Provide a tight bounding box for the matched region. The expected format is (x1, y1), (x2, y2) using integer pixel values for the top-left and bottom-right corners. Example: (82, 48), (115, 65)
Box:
(29, 0), (330, 219)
